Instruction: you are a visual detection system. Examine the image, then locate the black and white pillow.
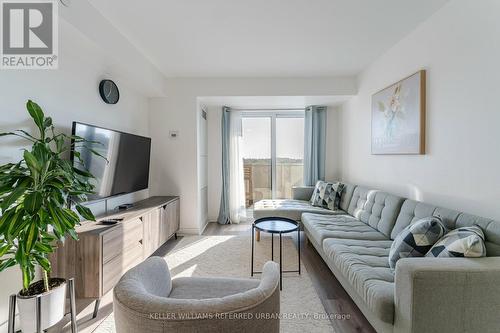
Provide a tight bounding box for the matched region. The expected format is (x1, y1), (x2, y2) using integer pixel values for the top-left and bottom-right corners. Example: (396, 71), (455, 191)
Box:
(426, 226), (487, 258)
(388, 216), (446, 269)
(310, 181), (344, 211)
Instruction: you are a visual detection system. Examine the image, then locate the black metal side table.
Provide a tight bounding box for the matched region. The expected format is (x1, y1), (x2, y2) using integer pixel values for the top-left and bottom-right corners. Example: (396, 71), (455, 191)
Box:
(251, 217), (301, 290)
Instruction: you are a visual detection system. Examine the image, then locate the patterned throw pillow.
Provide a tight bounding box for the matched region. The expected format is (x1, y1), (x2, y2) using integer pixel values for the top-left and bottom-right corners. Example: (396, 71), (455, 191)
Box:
(389, 216), (446, 269)
(310, 181), (344, 211)
(426, 226), (487, 258)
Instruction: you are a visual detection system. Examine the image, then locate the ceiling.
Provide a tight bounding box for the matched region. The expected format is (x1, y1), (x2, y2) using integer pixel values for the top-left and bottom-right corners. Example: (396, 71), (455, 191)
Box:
(199, 96), (350, 108)
(88, 0), (448, 78)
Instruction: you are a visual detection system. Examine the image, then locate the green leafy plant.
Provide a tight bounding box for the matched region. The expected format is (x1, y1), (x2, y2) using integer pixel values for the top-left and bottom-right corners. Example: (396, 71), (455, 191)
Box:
(0, 100), (102, 295)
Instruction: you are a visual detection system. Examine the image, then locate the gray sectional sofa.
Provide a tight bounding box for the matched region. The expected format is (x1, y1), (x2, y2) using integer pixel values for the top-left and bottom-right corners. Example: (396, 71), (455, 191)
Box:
(253, 183), (500, 333)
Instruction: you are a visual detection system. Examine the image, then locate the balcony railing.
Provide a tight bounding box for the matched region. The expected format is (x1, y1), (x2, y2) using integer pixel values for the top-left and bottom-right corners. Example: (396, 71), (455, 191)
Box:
(243, 158), (303, 208)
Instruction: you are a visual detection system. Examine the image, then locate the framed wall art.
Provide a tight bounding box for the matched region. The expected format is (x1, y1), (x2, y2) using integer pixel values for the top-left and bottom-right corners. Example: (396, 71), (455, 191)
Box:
(371, 70), (426, 155)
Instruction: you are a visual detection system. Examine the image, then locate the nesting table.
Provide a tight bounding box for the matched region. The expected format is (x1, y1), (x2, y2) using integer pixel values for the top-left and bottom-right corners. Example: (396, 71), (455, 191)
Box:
(251, 217), (301, 290)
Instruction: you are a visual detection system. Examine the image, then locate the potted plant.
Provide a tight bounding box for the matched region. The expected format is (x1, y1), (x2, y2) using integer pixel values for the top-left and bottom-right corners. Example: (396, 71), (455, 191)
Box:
(0, 100), (101, 332)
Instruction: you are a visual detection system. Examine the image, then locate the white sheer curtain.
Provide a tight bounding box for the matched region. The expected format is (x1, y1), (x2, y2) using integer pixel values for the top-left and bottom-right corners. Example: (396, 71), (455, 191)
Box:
(227, 110), (246, 223)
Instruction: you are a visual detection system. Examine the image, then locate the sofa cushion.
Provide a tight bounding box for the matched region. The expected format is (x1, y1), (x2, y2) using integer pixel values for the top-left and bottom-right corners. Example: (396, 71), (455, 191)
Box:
(345, 186), (404, 238)
(347, 186), (371, 217)
(322, 238), (395, 323)
(391, 199), (461, 239)
(456, 213), (500, 256)
(302, 213), (388, 246)
(339, 183), (356, 212)
(388, 216), (446, 269)
(253, 199), (343, 221)
(426, 226), (487, 258)
(310, 181), (344, 210)
(362, 192), (405, 237)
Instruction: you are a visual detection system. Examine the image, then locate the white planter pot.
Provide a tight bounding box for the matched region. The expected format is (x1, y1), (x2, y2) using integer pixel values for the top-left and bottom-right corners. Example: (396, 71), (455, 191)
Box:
(17, 280), (67, 333)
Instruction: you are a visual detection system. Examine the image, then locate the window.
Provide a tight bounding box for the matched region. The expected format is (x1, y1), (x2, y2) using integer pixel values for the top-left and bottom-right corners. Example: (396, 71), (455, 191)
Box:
(240, 111), (305, 207)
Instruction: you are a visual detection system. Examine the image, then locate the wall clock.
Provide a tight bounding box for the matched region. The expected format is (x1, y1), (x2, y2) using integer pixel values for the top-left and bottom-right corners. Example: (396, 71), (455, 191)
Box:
(99, 79), (120, 104)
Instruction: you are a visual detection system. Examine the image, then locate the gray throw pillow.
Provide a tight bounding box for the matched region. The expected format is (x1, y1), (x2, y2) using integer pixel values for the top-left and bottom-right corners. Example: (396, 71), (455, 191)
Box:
(310, 181), (344, 211)
(426, 225), (486, 258)
(388, 216), (446, 270)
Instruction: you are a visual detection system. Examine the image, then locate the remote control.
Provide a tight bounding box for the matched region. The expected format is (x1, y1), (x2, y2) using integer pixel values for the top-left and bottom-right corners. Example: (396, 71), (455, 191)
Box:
(101, 219), (119, 225)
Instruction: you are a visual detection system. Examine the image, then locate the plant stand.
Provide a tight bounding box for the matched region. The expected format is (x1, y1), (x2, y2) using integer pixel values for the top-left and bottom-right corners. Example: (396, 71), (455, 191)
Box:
(8, 278), (78, 333)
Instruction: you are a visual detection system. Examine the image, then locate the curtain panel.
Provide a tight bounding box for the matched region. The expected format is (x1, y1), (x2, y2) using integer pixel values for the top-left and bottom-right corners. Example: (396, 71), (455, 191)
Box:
(217, 107), (245, 224)
(303, 105), (327, 186)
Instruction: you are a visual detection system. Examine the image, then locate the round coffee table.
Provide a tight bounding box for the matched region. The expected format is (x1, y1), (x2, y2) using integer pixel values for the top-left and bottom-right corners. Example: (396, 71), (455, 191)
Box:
(251, 217), (301, 290)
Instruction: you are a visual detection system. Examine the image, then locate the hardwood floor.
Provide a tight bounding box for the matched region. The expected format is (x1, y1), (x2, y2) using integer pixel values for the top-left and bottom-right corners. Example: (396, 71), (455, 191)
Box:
(204, 221), (376, 333)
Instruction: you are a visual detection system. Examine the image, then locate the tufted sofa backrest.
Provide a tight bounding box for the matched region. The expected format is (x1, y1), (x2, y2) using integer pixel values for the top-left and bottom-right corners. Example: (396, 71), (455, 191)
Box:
(456, 213), (500, 256)
(340, 182), (500, 256)
(390, 200), (461, 239)
(346, 186), (404, 238)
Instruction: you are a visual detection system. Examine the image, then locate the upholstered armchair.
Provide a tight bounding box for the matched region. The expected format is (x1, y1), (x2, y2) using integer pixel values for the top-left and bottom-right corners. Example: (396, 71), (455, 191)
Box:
(113, 257), (280, 333)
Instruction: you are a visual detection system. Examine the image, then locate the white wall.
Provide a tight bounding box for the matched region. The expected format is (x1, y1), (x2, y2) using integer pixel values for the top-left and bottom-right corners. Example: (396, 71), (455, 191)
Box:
(0, 17), (156, 332)
(148, 77), (357, 233)
(340, 0), (500, 220)
(325, 106), (343, 182)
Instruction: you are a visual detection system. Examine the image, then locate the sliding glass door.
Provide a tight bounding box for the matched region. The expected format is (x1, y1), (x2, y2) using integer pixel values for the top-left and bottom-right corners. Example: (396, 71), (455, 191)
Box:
(240, 111), (304, 207)
(276, 116), (305, 199)
(241, 117), (272, 207)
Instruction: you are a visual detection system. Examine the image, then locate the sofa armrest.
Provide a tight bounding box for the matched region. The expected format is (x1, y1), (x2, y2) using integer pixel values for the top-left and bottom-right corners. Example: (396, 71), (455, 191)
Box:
(292, 186), (315, 201)
(394, 257), (500, 333)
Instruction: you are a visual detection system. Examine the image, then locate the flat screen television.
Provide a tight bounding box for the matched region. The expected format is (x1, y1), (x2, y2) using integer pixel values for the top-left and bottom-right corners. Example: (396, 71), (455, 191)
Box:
(71, 122), (152, 201)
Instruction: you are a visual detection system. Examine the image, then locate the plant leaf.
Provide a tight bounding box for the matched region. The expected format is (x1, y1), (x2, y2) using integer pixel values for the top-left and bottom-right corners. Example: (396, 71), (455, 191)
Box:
(0, 131), (36, 142)
(0, 209), (16, 234)
(23, 150), (40, 176)
(7, 211), (30, 239)
(1, 183), (27, 212)
(34, 254), (51, 272)
(34, 242), (53, 253)
(0, 258), (16, 272)
(73, 167), (94, 178)
(26, 100), (45, 134)
(25, 223), (38, 253)
(0, 244), (12, 257)
(67, 228), (79, 241)
(24, 191), (43, 214)
(75, 204), (95, 221)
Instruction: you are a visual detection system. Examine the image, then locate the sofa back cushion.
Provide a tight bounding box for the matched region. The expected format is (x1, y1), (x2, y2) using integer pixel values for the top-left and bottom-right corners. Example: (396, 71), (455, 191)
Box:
(347, 186), (404, 238)
(391, 200), (461, 240)
(347, 186), (370, 216)
(339, 183), (356, 212)
(456, 213), (500, 256)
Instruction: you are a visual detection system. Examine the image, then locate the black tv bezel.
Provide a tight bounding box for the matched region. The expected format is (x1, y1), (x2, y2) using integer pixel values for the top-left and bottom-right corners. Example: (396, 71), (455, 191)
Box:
(70, 121), (152, 203)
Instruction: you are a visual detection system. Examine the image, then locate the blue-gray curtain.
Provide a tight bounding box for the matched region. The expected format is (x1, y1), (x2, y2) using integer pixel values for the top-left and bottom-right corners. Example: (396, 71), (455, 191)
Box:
(303, 106), (327, 186)
(217, 106), (231, 224)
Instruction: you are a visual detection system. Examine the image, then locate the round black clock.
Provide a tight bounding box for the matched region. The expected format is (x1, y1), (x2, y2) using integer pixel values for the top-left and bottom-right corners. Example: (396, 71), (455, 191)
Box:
(99, 79), (120, 104)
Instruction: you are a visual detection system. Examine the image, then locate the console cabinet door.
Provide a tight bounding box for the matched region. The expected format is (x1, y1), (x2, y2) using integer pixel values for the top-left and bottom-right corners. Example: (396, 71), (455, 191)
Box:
(159, 206), (169, 244)
(167, 199), (180, 238)
(142, 209), (161, 257)
(158, 200), (180, 244)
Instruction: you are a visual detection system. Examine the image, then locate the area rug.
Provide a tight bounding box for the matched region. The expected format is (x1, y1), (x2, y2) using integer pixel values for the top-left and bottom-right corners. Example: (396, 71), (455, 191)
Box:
(95, 233), (334, 333)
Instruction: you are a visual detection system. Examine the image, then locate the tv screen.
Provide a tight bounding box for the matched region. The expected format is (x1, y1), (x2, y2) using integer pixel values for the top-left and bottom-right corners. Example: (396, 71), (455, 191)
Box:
(71, 122), (151, 201)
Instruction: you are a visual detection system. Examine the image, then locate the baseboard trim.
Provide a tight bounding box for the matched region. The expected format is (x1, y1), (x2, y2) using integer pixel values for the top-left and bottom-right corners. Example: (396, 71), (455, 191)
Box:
(178, 227), (201, 235)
